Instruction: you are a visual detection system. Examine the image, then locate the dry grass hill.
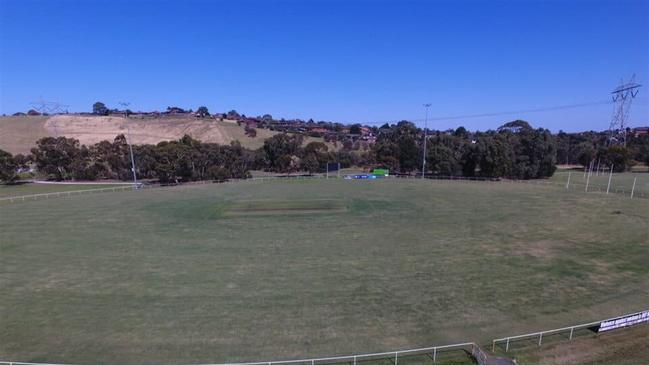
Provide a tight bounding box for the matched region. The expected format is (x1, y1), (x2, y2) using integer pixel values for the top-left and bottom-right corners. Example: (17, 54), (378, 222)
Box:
(0, 114), (329, 154)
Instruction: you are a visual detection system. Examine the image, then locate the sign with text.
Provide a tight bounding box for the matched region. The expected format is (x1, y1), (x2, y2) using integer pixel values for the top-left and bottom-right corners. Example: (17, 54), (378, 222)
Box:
(598, 310), (649, 332)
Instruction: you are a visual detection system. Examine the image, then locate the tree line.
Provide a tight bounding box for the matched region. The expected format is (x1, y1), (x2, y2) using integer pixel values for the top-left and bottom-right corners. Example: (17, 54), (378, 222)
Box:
(1, 119), (648, 184)
(555, 129), (649, 172)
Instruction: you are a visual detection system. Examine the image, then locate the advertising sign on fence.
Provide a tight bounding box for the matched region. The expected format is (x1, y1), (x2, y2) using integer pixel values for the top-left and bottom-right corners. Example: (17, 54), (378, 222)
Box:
(598, 310), (649, 332)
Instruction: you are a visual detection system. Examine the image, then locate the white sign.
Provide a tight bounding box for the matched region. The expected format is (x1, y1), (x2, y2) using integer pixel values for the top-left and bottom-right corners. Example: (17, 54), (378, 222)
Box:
(599, 310), (649, 332)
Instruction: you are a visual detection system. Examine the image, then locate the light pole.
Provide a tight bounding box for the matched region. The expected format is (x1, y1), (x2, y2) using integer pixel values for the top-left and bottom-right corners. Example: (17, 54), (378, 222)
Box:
(120, 101), (138, 188)
(421, 103), (431, 179)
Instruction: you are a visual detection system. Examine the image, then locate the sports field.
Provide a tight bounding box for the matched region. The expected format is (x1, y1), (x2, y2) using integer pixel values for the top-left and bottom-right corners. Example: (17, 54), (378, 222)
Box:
(1, 178), (648, 364)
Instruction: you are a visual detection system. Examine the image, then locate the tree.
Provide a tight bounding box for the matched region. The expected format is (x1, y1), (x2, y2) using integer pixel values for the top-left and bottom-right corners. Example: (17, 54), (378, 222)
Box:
(577, 143), (595, 168)
(166, 106), (187, 114)
(349, 124), (362, 135)
(93, 102), (109, 115)
(460, 141), (482, 177)
(262, 133), (303, 171)
(300, 154), (320, 173)
(196, 106), (210, 118)
(478, 134), (513, 177)
(426, 134), (463, 175)
(301, 141), (329, 173)
(245, 126), (257, 137)
(601, 145), (631, 172)
(277, 154), (300, 175)
(31, 137), (86, 180)
(453, 126), (468, 138)
(371, 121), (422, 173)
(207, 165), (231, 181)
(498, 122), (557, 179)
(153, 140), (193, 183)
(0, 149), (18, 183)
(498, 120), (533, 134)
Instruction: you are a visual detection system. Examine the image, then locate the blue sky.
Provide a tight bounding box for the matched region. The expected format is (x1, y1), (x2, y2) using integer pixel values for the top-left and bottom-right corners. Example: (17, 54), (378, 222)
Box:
(1, 0), (648, 132)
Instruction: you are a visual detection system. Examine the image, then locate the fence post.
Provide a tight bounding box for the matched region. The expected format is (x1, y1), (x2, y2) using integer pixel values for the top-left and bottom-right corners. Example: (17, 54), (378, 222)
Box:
(631, 177), (636, 199)
(569, 327), (574, 340)
(606, 165), (614, 194)
(492, 340), (495, 352)
(506, 338), (510, 352)
(538, 332), (543, 346)
(353, 355), (356, 365)
(433, 347), (437, 362)
(566, 171), (571, 190)
(395, 352), (398, 365)
(585, 160), (594, 192)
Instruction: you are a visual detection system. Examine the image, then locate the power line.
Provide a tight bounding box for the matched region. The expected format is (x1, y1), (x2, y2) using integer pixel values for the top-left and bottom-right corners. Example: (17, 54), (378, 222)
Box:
(363, 100), (614, 126)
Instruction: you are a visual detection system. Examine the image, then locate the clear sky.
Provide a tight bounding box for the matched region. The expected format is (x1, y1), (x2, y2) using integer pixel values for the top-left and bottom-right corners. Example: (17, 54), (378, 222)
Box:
(1, 0), (648, 132)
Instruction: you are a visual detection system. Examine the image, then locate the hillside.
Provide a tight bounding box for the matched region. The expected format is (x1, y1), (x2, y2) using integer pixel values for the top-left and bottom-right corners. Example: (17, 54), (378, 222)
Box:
(0, 115), (331, 154)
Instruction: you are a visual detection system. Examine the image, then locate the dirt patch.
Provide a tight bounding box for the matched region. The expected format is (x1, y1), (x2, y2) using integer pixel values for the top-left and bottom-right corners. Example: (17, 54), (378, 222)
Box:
(45, 115), (231, 145)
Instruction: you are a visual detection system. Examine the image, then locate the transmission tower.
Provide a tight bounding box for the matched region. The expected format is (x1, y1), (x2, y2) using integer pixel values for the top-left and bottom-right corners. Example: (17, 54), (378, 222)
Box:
(608, 75), (641, 146)
(29, 98), (70, 114)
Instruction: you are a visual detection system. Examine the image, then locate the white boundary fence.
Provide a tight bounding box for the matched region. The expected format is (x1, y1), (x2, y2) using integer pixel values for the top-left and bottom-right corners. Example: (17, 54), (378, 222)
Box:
(2, 171), (646, 205)
(0, 185), (140, 203)
(0, 342), (477, 365)
(0, 175), (330, 204)
(492, 309), (649, 353)
(0, 310), (646, 365)
(197, 342), (476, 365)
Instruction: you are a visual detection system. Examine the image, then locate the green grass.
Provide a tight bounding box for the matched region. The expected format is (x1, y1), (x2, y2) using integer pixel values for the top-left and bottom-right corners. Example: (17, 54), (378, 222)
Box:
(0, 183), (126, 198)
(1, 178), (648, 364)
(223, 199), (348, 216)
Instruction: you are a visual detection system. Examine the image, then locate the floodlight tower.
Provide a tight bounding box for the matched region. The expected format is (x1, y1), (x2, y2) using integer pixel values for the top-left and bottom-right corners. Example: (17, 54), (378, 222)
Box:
(608, 75), (641, 147)
(421, 103), (431, 179)
(119, 101), (138, 188)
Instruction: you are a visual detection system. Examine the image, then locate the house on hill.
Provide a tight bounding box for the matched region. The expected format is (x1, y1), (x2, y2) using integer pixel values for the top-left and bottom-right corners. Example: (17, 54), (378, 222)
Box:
(633, 126), (648, 136)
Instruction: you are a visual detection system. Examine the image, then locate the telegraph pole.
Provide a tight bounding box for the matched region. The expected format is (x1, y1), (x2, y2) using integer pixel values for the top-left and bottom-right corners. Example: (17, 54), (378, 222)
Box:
(120, 101), (138, 188)
(421, 103), (431, 179)
(608, 75), (641, 147)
